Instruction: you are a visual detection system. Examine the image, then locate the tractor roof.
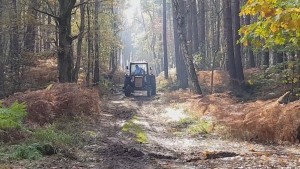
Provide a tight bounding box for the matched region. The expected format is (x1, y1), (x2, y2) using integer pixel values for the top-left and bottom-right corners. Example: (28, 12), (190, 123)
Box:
(130, 61), (148, 64)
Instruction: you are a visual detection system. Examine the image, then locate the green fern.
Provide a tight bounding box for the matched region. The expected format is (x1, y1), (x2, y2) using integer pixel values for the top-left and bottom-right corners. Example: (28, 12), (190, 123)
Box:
(0, 101), (27, 130)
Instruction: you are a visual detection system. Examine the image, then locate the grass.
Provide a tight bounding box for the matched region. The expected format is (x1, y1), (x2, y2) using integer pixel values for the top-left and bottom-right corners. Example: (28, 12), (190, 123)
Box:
(0, 143), (43, 161)
(0, 117), (82, 162)
(171, 117), (215, 137)
(122, 116), (148, 144)
(32, 126), (73, 147)
(187, 120), (213, 136)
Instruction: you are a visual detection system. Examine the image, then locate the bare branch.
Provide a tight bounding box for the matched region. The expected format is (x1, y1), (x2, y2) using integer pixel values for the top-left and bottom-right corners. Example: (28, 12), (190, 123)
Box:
(45, 0), (57, 17)
(73, 1), (89, 9)
(32, 7), (58, 19)
(71, 31), (87, 41)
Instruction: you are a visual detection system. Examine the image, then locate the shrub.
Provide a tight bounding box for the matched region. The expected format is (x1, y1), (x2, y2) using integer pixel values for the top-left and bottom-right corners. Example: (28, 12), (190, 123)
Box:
(32, 126), (73, 147)
(13, 143), (43, 160)
(0, 101), (27, 130)
(2, 83), (101, 125)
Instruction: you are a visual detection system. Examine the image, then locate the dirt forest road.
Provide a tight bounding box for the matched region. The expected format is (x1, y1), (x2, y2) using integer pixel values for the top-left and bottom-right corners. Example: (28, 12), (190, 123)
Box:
(27, 91), (300, 169)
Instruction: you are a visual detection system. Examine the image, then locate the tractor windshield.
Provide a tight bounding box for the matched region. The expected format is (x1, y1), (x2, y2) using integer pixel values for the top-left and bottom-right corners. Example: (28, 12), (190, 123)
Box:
(130, 63), (147, 75)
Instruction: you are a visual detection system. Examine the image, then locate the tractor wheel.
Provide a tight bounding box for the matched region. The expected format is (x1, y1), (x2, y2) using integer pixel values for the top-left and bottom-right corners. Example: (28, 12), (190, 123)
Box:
(124, 85), (132, 97)
(147, 87), (151, 97)
(150, 76), (156, 95)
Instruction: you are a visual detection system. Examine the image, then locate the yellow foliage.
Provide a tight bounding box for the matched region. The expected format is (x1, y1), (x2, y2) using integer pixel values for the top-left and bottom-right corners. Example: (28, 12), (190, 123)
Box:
(270, 23), (280, 33)
(240, 0), (300, 49)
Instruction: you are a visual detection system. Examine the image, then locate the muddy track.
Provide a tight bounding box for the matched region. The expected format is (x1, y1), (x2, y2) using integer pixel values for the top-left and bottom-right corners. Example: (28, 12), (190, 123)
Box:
(90, 91), (300, 168)
(20, 91), (300, 168)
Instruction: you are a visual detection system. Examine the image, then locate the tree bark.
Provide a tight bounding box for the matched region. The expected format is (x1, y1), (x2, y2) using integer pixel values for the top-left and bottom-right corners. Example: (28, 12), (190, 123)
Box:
(263, 50), (270, 67)
(24, 0), (38, 52)
(186, 1), (193, 54)
(44, 15), (51, 50)
(232, 0), (245, 82)
(72, 0), (85, 82)
(223, 0), (237, 85)
(163, 0), (169, 79)
(10, 0), (21, 90)
(57, 0), (76, 83)
(172, 0), (202, 94)
(275, 52), (284, 64)
(245, 15), (255, 68)
(172, 2), (188, 89)
(0, 0), (4, 88)
(110, 1), (118, 75)
(198, 0), (206, 69)
(86, 5), (92, 86)
(191, 0), (199, 53)
(93, 0), (100, 84)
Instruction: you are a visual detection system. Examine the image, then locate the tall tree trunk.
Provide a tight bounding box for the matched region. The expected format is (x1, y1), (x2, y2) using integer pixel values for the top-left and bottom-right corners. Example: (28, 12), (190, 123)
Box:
(110, 1), (118, 75)
(245, 15), (255, 68)
(232, 0), (244, 82)
(10, 0), (21, 90)
(57, 0), (76, 83)
(191, 0), (199, 53)
(72, 0), (85, 82)
(35, 12), (41, 53)
(163, 0), (169, 79)
(0, 0), (4, 88)
(44, 15), (51, 50)
(24, 0), (38, 52)
(263, 50), (270, 67)
(223, 0), (237, 85)
(86, 5), (92, 86)
(172, 0), (202, 94)
(151, 34), (159, 73)
(93, 0), (100, 84)
(198, 0), (206, 69)
(275, 52), (284, 64)
(186, 1), (193, 54)
(210, 0), (222, 94)
(172, 2), (188, 89)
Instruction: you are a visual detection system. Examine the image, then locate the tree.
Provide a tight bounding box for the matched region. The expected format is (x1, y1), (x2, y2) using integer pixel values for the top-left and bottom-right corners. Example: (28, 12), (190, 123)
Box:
(94, 0), (100, 84)
(222, 0), (237, 85)
(163, 0), (168, 79)
(172, 0), (202, 94)
(244, 15), (255, 68)
(0, 0), (4, 88)
(24, 0), (39, 53)
(240, 0), (300, 50)
(198, 0), (206, 68)
(10, 0), (21, 90)
(57, 0), (77, 83)
(86, 4), (93, 87)
(34, 0), (79, 83)
(72, 0), (86, 82)
(172, 1), (188, 89)
(190, 0), (199, 54)
(232, 0), (244, 82)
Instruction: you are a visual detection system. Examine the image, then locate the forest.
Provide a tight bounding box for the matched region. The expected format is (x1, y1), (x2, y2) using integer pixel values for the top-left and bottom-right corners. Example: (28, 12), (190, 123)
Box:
(0, 0), (299, 168)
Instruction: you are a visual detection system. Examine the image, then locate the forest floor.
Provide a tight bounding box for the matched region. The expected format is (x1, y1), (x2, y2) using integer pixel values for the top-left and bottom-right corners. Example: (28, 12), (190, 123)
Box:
(7, 90), (300, 169)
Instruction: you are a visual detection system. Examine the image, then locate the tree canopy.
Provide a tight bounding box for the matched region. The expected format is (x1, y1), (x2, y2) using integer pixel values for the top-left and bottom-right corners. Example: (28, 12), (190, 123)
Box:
(240, 0), (300, 51)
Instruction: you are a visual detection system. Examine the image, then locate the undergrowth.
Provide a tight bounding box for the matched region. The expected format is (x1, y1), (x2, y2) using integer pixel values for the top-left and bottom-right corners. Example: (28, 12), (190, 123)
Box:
(0, 106), (81, 163)
(32, 126), (73, 147)
(247, 62), (300, 101)
(0, 101), (27, 130)
(171, 117), (215, 137)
